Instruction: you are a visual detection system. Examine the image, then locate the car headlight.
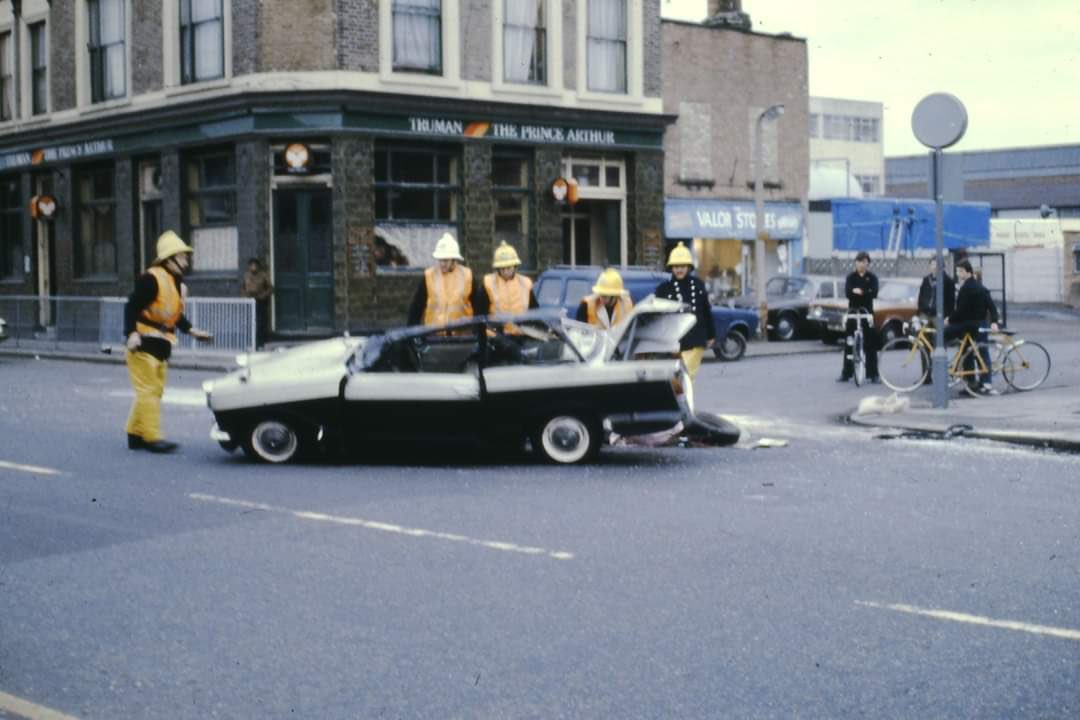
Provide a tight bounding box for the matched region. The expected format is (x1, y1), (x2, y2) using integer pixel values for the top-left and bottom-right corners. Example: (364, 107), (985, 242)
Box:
(202, 380), (215, 394)
(810, 307), (822, 318)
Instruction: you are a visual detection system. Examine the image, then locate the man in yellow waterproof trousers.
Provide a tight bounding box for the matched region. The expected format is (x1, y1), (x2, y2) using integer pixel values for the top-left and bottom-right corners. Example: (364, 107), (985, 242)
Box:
(123, 231), (213, 453)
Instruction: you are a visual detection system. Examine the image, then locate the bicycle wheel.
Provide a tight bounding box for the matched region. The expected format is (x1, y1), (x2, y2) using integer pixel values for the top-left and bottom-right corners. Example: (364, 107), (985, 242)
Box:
(987, 341), (1011, 394)
(1002, 340), (1051, 391)
(853, 333), (866, 386)
(956, 346), (983, 397)
(879, 337), (928, 392)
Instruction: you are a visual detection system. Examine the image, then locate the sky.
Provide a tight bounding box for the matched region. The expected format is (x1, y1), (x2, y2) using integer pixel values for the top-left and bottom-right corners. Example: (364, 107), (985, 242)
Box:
(661, 0), (1080, 156)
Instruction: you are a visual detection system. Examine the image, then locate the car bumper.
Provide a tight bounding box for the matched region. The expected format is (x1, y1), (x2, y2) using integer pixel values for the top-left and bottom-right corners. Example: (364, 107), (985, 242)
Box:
(809, 310), (845, 333)
(605, 410), (686, 436)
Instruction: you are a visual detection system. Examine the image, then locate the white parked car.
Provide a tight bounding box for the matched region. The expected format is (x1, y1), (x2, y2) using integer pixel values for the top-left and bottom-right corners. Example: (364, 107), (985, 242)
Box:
(203, 298), (698, 464)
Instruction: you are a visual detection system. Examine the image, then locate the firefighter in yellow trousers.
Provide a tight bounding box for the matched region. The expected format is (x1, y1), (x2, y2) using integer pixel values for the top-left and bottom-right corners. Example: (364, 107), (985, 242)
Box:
(124, 231), (213, 453)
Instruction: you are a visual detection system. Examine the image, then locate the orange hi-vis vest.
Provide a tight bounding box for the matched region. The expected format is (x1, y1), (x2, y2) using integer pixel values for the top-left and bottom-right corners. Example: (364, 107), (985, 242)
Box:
(136, 266), (184, 344)
(423, 265), (474, 328)
(483, 272), (532, 315)
(583, 293), (631, 329)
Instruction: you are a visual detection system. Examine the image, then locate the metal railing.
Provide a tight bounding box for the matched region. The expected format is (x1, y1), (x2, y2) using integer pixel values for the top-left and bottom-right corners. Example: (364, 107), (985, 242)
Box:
(0, 295), (255, 354)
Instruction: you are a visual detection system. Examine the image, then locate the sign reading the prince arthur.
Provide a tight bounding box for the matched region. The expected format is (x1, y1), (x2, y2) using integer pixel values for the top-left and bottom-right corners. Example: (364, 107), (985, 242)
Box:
(408, 116), (618, 147)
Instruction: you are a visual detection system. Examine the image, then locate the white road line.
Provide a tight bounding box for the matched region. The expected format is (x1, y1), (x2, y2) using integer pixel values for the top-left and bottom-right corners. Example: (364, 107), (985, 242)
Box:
(108, 388), (207, 406)
(856, 600), (1080, 641)
(189, 493), (575, 561)
(0, 689), (80, 720)
(0, 460), (62, 476)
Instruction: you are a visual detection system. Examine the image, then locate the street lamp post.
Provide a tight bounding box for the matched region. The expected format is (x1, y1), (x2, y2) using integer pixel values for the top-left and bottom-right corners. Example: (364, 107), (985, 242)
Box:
(753, 103), (785, 341)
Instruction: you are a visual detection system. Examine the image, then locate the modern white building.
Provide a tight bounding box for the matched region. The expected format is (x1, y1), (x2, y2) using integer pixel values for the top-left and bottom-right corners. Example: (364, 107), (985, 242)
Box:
(809, 96), (884, 199)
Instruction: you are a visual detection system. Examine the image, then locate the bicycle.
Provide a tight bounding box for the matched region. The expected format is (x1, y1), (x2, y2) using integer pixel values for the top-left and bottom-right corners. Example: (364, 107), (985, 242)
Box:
(879, 316), (1050, 395)
(841, 308), (875, 386)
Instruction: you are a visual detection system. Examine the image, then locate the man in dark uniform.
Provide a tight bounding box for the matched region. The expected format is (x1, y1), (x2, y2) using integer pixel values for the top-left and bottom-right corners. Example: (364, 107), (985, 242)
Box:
(838, 251), (879, 382)
(654, 242), (715, 380)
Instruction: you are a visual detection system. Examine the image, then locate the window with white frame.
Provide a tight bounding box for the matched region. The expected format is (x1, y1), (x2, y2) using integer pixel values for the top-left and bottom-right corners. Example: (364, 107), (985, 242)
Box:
(180, 0), (224, 84)
(0, 32), (12, 121)
(393, 0), (442, 74)
(855, 174), (880, 195)
(587, 0), (626, 93)
(565, 156), (624, 191)
(29, 21), (48, 116)
(503, 0), (545, 84)
(88, 0), (126, 103)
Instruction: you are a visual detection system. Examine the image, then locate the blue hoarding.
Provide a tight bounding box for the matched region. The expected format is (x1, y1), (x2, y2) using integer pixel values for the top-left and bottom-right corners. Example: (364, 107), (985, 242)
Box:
(831, 198), (990, 252)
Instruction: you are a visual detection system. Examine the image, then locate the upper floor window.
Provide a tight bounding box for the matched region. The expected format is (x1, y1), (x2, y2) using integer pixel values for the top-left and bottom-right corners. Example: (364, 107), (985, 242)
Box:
(180, 0), (225, 84)
(587, 0), (626, 93)
(393, 0), (442, 74)
(503, 0), (545, 85)
(29, 22), (48, 116)
(88, 0), (126, 102)
(0, 32), (12, 121)
(808, 113), (819, 139)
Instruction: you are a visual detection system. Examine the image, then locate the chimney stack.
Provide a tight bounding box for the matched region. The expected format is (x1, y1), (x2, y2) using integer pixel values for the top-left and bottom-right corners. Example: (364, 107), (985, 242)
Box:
(705, 0), (752, 30)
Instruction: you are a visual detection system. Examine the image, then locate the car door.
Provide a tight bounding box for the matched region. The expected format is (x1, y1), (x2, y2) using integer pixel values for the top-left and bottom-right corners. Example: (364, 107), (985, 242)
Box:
(341, 330), (482, 438)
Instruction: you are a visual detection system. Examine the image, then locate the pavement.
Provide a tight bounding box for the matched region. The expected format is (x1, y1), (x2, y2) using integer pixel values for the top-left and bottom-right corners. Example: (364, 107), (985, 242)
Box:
(3, 307), (1077, 452)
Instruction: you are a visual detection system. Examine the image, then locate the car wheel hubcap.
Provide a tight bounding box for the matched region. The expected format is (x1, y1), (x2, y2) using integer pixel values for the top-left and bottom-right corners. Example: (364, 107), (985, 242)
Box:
(252, 421), (298, 463)
(542, 417), (590, 463)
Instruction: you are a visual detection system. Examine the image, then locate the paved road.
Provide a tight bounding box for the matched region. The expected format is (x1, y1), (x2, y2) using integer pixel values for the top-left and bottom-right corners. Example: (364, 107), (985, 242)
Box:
(1, 312), (1078, 719)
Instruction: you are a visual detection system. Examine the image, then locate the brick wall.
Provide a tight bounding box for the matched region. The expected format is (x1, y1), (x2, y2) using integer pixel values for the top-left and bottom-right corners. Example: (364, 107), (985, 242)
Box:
(337, 0), (378, 72)
(534, 147), (564, 270)
(50, 0), (76, 111)
(132, 1), (163, 95)
(232, 0), (259, 76)
(642, 0), (662, 98)
(662, 22), (809, 205)
(629, 151), (666, 267)
(462, 142), (494, 270)
(334, 136), (378, 329)
(258, 0), (336, 71)
(114, 158), (136, 291)
(461, 0), (492, 82)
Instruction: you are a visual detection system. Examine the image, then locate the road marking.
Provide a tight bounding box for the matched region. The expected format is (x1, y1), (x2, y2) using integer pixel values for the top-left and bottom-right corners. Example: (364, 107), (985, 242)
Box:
(0, 690), (80, 720)
(856, 600), (1080, 641)
(108, 388), (206, 406)
(189, 493), (575, 561)
(0, 460), (62, 476)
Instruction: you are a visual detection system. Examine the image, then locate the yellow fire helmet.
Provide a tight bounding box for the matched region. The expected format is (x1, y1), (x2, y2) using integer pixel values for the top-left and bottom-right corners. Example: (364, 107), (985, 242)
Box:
(592, 268), (629, 297)
(432, 232), (464, 261)
(154, 230), (194, 264)
(492, 241), (522, 269)
(666, 241), (694, 267)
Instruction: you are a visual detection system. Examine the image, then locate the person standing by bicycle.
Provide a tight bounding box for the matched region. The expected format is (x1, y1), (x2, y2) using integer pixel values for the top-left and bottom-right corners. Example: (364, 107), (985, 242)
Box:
(838, 251), (880, 382)
(916, 256), (955, 383)
(945, 259), (999, 393)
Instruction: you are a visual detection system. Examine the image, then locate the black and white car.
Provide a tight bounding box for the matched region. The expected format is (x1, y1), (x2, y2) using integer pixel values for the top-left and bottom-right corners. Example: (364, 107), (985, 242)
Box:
(203, 298), (697, 464)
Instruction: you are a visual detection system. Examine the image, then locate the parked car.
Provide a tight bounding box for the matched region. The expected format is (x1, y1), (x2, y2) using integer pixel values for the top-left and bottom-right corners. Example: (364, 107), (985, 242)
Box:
(808, 277), (922, 345)
(732, 274), (845, 341)
(0, 316), (6, 343)
(535, 265), (759, 361)
(203, 300), (699, 465)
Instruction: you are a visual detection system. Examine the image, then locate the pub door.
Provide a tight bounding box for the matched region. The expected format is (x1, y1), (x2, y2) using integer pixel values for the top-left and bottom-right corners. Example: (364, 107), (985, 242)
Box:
(272, 187), (334, 333)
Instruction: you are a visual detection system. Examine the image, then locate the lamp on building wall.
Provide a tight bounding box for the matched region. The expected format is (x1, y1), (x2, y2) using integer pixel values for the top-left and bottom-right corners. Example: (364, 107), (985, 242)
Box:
(753, 103), (785, 341)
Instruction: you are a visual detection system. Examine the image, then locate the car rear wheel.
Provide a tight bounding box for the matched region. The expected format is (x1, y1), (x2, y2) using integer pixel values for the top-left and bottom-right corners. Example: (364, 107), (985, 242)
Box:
(713, 330), (747, 361)
(245, 419), (303, 464)
(772, 312), (798, 341)
(534, 415), (599, 464)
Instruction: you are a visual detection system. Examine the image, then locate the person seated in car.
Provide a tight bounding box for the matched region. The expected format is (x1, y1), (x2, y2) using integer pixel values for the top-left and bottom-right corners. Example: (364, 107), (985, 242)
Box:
(576, 268), (633, 329)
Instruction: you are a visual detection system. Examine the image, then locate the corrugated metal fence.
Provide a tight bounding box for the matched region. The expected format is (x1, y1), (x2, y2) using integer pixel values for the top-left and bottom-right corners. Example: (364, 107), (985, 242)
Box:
(0, 295), (255, 353)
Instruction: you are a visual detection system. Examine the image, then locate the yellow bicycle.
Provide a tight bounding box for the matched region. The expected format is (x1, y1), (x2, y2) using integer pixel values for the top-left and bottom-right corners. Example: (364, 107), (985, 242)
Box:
(878, 317), (1050, 395)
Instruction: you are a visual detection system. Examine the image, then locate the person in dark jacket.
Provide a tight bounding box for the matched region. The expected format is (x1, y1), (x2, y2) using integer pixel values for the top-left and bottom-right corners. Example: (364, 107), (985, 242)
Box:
(917, 256), (956, 321)
(654, 242), (715, 380)
(946, 260), (1000, 392)
(838, 251), (879, 382)
(124, 231), (213, 453)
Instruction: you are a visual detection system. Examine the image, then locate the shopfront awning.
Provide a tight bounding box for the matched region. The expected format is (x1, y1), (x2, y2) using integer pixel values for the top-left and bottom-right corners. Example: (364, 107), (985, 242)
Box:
(664, 199), (803, 240)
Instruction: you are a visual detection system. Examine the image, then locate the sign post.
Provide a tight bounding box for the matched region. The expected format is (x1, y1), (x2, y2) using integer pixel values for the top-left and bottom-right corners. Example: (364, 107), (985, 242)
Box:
(912, 93), (968, 409)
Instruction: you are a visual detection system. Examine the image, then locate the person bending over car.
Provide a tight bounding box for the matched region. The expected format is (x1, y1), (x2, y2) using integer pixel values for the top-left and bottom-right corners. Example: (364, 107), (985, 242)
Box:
(654, 242), (715, 380)
(576, 268), (633, 328)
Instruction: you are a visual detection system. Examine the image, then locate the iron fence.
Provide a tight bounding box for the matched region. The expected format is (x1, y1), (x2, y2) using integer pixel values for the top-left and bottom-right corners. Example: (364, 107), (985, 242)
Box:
(0, 295), (255, 354)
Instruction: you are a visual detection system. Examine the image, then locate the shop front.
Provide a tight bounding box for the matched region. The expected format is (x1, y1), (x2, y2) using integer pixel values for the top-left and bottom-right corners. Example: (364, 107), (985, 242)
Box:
(0, 96), (667, 334)
(664, 198), (804, 300)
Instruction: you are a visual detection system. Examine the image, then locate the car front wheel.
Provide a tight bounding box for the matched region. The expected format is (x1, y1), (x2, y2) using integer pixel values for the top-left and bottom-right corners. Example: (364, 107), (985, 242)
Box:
(534, 415), (599, 464)
(245, 419), (303, 464)
(773, 312), (798, 341)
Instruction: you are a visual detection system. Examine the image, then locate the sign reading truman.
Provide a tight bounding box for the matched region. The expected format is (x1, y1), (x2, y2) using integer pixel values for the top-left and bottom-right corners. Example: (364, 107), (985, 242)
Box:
(664, 198), (803, 240)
